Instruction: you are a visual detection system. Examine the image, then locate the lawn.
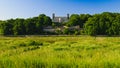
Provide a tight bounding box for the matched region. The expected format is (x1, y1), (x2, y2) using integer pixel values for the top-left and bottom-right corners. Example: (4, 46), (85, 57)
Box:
(0, 36), (120, 68)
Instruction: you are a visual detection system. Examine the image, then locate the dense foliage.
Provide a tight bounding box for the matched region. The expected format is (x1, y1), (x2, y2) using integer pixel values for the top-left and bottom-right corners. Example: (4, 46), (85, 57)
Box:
(0, 14), (52, 35)
(84, 12), (120, 36)
(66, 14), (91, 28)
(0, 12), (120, 36)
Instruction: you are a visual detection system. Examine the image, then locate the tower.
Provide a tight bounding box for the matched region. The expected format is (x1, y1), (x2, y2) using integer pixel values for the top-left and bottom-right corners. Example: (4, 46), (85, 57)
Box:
(52, 13), (55, 20)
(67, 14), (69, 19)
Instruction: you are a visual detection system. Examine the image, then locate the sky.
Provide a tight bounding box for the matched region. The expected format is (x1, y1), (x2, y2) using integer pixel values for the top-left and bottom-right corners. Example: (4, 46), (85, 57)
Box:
(0, 0), (120, 20)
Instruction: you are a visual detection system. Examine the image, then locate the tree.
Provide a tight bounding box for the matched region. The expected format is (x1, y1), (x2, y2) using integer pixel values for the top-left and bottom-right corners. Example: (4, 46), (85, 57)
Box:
(24, 18), (36, 35)
(111, 15), (120, 35)
(44, 16), (52, 26)
(84, 12), (119, 36)
(35, 20), (43, 34)
(13, 18), (25, 35)
(79, 14), (92, 28)
(67, 14), (80, 26)
(0, 21), (13, 35)
(84, 16), (99, 36)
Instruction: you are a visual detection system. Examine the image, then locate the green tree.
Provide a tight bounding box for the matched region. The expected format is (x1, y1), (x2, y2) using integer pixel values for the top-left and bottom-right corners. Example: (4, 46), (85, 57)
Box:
(67, 14), (80, 26)
(13, 18), (25, 35)
(0, 21), (13, 35)
(79, 14), (92, 28)
(35, 21), (43, 34)
(84, 12), (119, 36)
(111, 15), (120, 35)
(24, 18), (36, 35)
(44, 16), (52, 26)
(84, 16), (99, 36)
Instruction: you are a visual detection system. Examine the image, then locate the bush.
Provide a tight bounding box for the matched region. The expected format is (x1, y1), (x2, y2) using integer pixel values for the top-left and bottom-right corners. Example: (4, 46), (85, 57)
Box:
(27, 40), (43, 46)
(19, 43), (27, 47)
(24, 46), (40, 52)
(18, 40), (43, 47)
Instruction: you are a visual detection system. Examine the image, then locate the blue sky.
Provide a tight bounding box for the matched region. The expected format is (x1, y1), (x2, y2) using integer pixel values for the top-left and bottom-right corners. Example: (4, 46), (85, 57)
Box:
(0, 0), (120, 20)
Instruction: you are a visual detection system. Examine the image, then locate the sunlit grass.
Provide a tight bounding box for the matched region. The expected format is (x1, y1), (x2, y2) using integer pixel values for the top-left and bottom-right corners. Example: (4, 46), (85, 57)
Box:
(0, 36), (120, 68)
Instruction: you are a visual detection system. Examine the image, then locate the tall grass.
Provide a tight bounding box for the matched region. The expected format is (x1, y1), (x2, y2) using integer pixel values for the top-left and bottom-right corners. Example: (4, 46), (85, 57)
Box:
(0, 36), (120, 68)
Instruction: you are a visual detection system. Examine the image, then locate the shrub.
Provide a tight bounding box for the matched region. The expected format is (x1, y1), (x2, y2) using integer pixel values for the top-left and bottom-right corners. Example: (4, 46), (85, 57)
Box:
(19, 43), (27, 47)
(27, 40), (43, 46)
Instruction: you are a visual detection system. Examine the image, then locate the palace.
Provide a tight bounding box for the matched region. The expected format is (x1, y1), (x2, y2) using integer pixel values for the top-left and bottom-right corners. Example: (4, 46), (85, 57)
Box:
(52, 13), (69, 23)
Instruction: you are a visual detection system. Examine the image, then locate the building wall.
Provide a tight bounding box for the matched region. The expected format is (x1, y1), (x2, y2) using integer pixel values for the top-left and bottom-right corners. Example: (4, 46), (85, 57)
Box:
(52, 14), (69, 23)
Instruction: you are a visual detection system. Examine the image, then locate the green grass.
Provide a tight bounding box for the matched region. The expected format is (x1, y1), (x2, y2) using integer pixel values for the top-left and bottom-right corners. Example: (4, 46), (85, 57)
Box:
(0, 36), (120, 68)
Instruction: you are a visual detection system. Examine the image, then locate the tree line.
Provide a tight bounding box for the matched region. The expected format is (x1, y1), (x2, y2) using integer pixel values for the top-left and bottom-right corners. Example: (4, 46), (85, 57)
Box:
(84, 12), (120, 36)
(0, 14), (52, 35)
(65, 12), (120, 36)
(0, 12), (120, 36)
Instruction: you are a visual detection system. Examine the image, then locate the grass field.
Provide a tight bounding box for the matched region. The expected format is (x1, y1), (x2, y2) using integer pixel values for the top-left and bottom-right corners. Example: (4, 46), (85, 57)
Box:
(0, 36), (120, 68)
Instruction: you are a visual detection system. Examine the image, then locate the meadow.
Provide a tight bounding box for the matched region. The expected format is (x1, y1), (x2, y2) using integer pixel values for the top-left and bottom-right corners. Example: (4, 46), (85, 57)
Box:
(0, 36), (120, 68)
